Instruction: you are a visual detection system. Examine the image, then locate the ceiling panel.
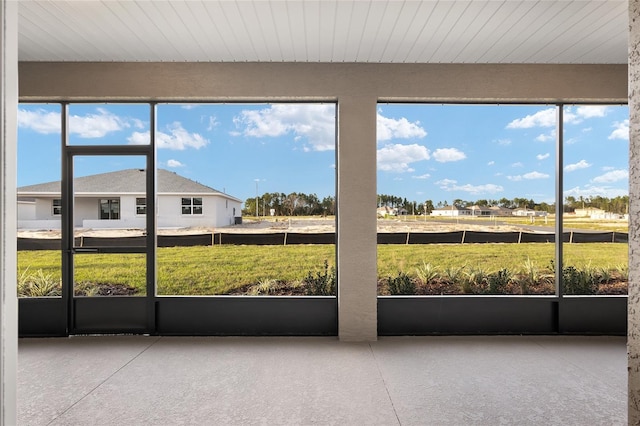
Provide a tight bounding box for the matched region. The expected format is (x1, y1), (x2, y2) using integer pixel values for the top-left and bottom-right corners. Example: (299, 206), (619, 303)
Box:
(17, 0), (629, 64)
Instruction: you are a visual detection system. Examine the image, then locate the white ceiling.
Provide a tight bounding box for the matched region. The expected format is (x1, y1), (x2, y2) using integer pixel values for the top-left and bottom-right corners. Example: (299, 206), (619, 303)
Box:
(17, 0), (629, 64)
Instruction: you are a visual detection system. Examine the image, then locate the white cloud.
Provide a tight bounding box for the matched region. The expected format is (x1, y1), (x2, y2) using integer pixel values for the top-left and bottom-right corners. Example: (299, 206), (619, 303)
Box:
(233, 104), (336, 151)
(377, 143), (430, 173)
(18, 107), (135, 138)
(602, 166), (615, 171)
(507, 108), (556, 129)
(536, 153), (550, 160)
(127, 132), (149, 145)
(523, 171), (550, 179)
(507, 106), (606, 130)
(436, 179), (503, 195)
(377, 112), (427, 142)
(511, 162), (523, 168)
(591, 169), (628, 183)
(435, 178), (457, 186)
(576, 105), (609, 118)
(128, 122), (209, 150)
(487, 161), (495, 166)
(412, 173), (431, 180)
(564, 160), (591, 172)
(609, 119), (629, 140)
(167, 159), (185, 168)
(17, 108), (61, 134)
(535, 132), (555, 142)
(508, 171), (550, 181)
(496, 139), (511, 146)
(206, 116), (219, 131)
(432, 148), (466, 163)
(69, 108), (129, 138)
(132, 118), (145, 129)
(564, 185), (627, 199)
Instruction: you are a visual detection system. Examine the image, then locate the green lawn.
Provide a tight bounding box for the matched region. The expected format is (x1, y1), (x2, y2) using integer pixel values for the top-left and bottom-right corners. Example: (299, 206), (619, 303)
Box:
(17, 242), (627, 295)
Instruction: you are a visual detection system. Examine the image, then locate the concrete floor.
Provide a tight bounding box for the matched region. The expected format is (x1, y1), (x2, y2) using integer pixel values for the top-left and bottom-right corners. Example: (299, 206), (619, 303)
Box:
(18, 336), (626, 425)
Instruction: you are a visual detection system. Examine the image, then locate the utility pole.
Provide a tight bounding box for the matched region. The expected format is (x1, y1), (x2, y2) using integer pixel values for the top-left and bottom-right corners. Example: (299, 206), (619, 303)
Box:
(254, 179), (259, 218)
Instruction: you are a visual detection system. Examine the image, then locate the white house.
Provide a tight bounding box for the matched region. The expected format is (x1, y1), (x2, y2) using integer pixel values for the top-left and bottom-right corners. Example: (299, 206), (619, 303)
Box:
(376, 206), (408, 217)
(430, 205), (471, 217)
(468, 205), (492, 217)
(17, 169), (242, 230)
(513, 208), (547, 217)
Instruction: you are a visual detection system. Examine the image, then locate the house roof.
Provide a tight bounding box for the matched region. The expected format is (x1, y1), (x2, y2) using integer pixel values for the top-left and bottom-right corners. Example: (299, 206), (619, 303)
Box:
(17, 169), (241, 201)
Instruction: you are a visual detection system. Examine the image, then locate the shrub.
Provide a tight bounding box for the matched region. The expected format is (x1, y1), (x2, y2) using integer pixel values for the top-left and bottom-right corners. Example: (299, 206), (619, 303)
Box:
(416, 261), (438, 285)
(562, 265), (598, 295)
(442, 265), (465, 284)
(249, 278), (281, 295)
(616, 263), (629, 281)
(386, 272), (416, 295)
(487, 268), (512, 295)
(303, 260), (336, 296)
(18, 268), (61, 297)
(461, 267), (488, 294)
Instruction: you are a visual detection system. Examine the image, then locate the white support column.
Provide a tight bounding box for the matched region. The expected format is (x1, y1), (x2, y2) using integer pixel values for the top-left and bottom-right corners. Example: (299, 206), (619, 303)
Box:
(0, 0), (18, 424)
(337, 96), (378, 341)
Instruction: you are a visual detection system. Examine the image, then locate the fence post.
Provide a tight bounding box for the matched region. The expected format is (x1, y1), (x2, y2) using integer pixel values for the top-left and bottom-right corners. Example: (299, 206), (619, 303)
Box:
(284, 232), (288, 246)
(518, 231), (522, 244)
(405, 231), (410, 245)
(570, 231), (573, 244)
(461, 230), (466, 244)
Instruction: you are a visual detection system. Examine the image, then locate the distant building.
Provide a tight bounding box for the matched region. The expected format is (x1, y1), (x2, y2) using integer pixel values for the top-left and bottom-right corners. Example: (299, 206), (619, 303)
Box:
(488, 206), (514, 216)
(574, 207), (605, 218)
(574, 208), (625, 220)
(513, 208), (547, 217)
(17, 169), (242, 230)
(469, 205), (492, 216)
(377, 206), (408, 217)
(430, 205), (471, 217)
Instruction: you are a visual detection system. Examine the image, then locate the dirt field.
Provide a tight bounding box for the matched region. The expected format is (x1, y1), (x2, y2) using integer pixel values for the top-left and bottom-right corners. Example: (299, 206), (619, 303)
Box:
(17, 216), (539, 239)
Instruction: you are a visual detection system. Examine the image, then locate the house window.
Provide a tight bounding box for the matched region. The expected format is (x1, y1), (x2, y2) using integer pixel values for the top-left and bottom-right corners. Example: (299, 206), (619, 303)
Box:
(52, 199), (61, 216)
(100, 198), (120, 220)
(136, 197), (146, 215)
(182, 197), (203, 215)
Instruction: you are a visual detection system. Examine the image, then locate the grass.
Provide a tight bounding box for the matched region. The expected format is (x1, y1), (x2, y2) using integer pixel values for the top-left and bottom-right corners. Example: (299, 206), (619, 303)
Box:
(17, 243), (627, 296)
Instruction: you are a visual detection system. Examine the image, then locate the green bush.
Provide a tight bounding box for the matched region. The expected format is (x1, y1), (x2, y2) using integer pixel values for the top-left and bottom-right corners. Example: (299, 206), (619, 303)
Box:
(487, 268), (512, 295)
(562, 265), (598, 295)
(18, 268), (61, 297)
(386, 272), (416, 295)
(303, 260), (336, 296)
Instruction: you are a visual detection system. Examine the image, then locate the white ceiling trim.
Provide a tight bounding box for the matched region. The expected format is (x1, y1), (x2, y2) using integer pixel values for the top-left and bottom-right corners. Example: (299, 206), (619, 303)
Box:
(17, 0), (629, 64)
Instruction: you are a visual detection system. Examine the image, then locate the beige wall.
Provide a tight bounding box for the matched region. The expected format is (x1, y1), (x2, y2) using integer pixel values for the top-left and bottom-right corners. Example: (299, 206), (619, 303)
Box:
(17, 62), (628, 341)
(19, 62), (626, 103)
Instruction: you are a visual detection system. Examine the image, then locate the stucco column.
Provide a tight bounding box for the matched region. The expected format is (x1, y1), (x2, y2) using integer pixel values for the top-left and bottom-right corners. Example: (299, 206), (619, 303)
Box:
(0, 0), (18, 424)
(631, 1), (640, 423)
(337, 96), (378, 341)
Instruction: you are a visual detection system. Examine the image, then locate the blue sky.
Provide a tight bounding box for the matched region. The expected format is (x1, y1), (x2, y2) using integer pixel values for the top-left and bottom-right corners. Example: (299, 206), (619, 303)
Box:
(17, 103), (628, 205)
